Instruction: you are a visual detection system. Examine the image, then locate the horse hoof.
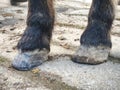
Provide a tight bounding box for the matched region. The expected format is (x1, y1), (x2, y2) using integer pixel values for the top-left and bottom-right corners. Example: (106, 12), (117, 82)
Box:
(72, 45), (110, 65)
(12, 49), (49, 71)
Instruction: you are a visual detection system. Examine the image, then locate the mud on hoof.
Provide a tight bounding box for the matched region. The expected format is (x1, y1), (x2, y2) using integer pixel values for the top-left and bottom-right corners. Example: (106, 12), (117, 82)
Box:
(12, 49), (49, 71)
(72, 45), (110, 65)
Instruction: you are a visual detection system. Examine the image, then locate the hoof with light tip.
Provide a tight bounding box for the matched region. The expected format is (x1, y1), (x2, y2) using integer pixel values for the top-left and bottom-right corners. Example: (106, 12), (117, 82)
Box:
(12, 50), (48, 71)
(72, 45), (110, 65)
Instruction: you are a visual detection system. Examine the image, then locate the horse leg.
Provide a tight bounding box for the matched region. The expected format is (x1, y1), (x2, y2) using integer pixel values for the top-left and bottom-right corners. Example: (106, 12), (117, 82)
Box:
(73, 0), (115, 64)
(12, 0), (54, 70)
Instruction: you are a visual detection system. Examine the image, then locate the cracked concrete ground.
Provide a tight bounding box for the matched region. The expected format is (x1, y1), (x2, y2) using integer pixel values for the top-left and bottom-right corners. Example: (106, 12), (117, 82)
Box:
(0, 0), (120, 90)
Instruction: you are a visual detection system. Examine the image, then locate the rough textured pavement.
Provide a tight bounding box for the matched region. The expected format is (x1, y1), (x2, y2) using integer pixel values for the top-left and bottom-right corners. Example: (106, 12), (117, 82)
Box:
(0, 0), (120, 90)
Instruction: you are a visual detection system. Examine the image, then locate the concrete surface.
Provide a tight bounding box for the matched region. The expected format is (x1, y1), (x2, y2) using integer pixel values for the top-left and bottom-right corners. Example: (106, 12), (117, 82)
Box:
(0, 0), (120, 90)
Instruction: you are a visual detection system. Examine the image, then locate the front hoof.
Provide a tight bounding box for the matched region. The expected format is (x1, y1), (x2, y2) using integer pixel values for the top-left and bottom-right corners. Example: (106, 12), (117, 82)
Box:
(72, 45), (110, 65)
(12, 49), (49, 71)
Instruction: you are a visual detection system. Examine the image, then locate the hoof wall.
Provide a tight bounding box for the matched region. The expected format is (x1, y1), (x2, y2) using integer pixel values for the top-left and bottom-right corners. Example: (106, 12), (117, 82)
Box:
(12, 50), (48, 71)
(72, 45), (110, 65)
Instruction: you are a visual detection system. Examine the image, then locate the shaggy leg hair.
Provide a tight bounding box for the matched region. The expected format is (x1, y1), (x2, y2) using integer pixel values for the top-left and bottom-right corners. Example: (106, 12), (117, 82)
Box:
(12, 0), (55, 70)
(72, 0), (115, 64)
(12, 0), (117, 70)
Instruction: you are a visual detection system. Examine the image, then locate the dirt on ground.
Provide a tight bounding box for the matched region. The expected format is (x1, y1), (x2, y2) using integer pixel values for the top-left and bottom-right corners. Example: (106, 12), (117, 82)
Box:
(0, 0), (120, 90)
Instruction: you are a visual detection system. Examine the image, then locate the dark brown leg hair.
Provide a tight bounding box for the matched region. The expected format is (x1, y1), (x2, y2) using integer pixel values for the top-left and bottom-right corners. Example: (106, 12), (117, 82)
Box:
(73, 0), (115, 64)
(12, 0), (55, 70)
(81, 0), (115, 47)
(17, 0), (55, 52)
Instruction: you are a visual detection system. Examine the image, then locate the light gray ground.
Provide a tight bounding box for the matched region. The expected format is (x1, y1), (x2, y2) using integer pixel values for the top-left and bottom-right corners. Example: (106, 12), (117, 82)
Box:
(0, 0), (120, 90)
